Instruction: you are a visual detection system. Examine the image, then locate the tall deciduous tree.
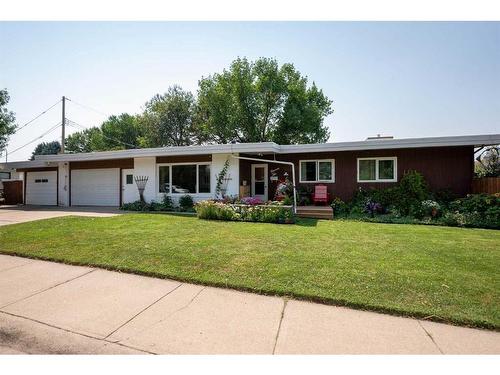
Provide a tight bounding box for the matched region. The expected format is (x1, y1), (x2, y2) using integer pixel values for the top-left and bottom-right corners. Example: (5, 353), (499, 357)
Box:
(141, 85), (197, 147)
(30, 140), (61, 160)
(196, 57), (333, 144)
(65, 127), (105, 153)
(101, 114), (143, 150)
(0, 89), (16, 156)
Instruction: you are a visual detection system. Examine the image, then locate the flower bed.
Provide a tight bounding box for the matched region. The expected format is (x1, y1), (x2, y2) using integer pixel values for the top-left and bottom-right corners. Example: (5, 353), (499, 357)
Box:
(195, 200), (295, 224)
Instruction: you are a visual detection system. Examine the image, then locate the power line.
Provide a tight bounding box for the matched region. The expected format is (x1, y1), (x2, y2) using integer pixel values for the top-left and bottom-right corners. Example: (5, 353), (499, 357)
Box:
(66, 119), (139, 149)
(8, 122), (62, 156)
(65, 97), (110, 118)
(15, 99), (61, 133)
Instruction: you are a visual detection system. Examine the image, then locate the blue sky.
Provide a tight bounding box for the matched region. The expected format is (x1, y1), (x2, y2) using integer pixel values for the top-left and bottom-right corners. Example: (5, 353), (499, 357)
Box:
(1, 22), (499, 161)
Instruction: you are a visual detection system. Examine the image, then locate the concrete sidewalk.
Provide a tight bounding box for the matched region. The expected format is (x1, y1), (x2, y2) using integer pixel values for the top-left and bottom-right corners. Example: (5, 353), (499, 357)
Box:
(0, 254), (498, 354)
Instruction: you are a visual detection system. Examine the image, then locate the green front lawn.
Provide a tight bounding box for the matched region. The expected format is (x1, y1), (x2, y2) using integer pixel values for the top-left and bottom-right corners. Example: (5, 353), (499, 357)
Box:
(0, 214), (499, 329)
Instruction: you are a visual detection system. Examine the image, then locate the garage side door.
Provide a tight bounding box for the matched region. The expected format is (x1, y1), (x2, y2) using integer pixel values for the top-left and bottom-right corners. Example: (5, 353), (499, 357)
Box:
(26, 171), (57, 205)
(71, 168), (120, 206)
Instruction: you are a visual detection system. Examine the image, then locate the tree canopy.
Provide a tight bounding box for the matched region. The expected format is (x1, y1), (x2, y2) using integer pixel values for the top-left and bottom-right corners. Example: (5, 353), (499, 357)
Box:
(100, 114), (143, 150)
(0, 89), (16, 157)
(30, 140), (61, 160)
(65, 127), (105, 154)
(196, 57), (333, 144)
(140, 85), (197, 147)
(20, 57), (334, 157)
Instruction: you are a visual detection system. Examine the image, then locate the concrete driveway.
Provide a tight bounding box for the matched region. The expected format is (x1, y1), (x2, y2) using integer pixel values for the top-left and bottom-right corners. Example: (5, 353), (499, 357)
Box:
(0, 254), (499, 354)
(0, 206), (120, 226)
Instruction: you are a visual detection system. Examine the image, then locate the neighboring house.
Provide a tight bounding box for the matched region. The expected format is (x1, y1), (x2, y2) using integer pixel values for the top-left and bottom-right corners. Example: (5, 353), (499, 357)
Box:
(0, 134), (499, 207)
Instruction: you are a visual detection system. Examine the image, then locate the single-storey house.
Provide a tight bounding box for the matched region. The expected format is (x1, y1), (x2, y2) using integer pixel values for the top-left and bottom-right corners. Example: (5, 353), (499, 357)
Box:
(1, 134), (499, 207)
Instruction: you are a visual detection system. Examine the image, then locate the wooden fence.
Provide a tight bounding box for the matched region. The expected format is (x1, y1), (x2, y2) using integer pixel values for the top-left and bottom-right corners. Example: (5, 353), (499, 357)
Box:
(472, 177), (500, 194)
(1, 180), (23, 205)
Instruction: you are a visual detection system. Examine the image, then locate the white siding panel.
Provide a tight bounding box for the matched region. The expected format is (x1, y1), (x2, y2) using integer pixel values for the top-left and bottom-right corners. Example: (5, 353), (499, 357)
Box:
(71, 169), (119, 206)
(26, 171), (57, 205)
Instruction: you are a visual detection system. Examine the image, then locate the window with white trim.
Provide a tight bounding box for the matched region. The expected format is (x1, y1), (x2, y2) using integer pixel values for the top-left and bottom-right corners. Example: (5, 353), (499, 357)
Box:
(357, 157), (397, 182)
(299, 160), (335, 183)
(158, 163), (211, 194)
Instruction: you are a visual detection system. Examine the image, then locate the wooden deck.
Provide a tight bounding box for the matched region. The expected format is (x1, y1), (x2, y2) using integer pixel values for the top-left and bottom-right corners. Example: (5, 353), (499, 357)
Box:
(296, 205), (333, 220)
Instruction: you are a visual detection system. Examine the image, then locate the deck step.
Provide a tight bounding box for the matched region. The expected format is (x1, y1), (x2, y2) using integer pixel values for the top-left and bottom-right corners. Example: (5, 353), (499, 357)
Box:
(296, 206), (333, 220)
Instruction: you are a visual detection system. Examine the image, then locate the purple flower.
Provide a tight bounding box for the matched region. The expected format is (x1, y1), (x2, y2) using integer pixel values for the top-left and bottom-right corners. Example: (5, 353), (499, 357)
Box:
(240, 197), (264, 206)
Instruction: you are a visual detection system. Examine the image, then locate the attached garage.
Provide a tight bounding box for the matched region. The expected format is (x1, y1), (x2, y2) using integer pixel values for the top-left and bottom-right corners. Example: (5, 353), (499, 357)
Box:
(71, 168), (120, 206)
(25, 170), (57, 205)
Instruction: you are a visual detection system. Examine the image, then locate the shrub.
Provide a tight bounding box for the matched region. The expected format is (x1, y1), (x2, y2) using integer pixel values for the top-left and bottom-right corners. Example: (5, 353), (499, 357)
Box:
(330, 197), (347, 215)
(161, 195), (174, 211)
(432, 188), (458, 208)
(179, 195), (194, 211)
(417, 200), (441, 219)
(365, 201), (384, 217)
(121, 200), (149, 211)
(195, 200), (294, 224)
(444, 194), (500, 229)
(449, 193), (499, 214)
(441, 211), (471, 227)
(395, 170), (429, 216)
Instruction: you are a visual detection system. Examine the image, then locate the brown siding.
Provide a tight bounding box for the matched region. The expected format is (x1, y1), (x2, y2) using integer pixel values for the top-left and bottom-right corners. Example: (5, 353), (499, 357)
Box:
(240, 147), (474, 201)
(70, 158), (134, 170)
(156, 154), (212, 164)
(16, 167), (58, 172)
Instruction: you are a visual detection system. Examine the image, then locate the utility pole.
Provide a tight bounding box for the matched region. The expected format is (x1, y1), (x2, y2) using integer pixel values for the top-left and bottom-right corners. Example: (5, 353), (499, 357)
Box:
(61, 96), (66, 153)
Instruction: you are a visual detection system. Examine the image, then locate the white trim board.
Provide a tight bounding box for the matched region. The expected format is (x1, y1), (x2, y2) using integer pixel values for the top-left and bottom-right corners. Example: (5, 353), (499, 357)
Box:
(2, 134), (499, 168)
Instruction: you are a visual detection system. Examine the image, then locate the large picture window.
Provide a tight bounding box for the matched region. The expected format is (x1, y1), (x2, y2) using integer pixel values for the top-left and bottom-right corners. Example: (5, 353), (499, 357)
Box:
(172, 165), (197, 193)
(158, 163), (211, 194)
(357, 157), (397, 182)
(299, 160), (335, 183)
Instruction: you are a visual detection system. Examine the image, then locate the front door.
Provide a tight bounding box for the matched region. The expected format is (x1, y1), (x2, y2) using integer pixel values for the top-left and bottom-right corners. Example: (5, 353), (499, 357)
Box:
(121, 169), (137, 204)
(251, 164), (268, 201)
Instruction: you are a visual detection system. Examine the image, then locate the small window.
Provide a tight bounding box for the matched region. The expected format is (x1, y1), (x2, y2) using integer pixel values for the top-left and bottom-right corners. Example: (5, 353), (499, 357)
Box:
(126, 174), (133, 184)
(357, 157), (397, 182)
(41, 179), (48, 183)
(299, 160), (335, 183)
(35, 179), (42, 183)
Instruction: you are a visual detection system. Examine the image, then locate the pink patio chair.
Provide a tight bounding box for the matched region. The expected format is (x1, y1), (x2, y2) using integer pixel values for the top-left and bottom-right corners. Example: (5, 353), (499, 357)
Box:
(312, 184), (330, 205)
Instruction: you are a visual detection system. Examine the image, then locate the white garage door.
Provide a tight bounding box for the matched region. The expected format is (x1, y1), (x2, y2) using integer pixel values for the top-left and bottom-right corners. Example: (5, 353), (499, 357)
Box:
(71, 168), (120, 206)
(26, 171), (57, 205)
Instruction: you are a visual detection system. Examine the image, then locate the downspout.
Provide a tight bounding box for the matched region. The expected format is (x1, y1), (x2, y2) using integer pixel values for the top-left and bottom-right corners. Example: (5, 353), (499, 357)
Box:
(230, 155), (297, 214)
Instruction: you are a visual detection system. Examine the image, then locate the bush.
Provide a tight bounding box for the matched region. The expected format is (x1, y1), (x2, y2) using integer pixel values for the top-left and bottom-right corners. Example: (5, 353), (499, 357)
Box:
(444, 194), (500, 228)
(417, 200), (441, 219)
(121, 200), (150, 211)
(331, 197), (348, 215)
(195, 200), (295, 224)
(432, 188), (458, 208)
(179, 195), (194, 211)
(395, 170), (429, 216)
(449, 193), (499, 214)
(161, 195), (174, 211)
